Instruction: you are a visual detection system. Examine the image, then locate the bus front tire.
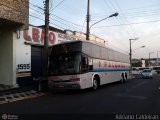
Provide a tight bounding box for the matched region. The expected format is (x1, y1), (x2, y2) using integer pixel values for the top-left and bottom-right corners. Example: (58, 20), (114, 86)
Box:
(92, 78), (98, 90)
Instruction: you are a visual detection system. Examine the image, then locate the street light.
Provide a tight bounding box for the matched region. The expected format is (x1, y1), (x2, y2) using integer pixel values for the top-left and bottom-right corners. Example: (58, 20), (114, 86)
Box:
(132, 46), (145, 52)
(129, 38), (139, 76)
(89, 12), (119, 29)
(149, 52), (154, 67)
(86, 12), (118, 40)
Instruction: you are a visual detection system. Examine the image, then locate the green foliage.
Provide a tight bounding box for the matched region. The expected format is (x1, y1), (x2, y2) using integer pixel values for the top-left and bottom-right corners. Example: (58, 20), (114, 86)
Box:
(132, 61), (142, 67)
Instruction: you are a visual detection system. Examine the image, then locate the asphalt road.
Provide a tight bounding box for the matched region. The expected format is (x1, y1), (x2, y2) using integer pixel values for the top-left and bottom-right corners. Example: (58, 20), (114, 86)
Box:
(1, 75), (160, 119)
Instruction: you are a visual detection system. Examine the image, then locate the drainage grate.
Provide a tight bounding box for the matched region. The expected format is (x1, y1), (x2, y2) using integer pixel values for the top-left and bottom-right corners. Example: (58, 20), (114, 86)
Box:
(0, 97), (5, 101)
(6, 96), (13, 99)
(0, 90), (45, 104)
(13, 95), (19, 98)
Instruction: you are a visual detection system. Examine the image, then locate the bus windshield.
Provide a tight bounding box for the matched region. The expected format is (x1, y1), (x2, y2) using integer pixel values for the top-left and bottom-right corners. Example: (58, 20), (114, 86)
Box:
(49, 53), (81, 75)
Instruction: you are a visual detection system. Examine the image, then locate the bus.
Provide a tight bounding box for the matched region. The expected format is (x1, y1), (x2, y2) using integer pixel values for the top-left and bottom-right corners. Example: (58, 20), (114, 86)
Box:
(48, 40), (130, 90)
(151, 66), (160, 74)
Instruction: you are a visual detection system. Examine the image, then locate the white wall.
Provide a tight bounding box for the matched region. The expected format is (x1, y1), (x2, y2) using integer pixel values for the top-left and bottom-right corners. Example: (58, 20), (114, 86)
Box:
(0, 30), (17, 86)
(16, 30), (31, 74)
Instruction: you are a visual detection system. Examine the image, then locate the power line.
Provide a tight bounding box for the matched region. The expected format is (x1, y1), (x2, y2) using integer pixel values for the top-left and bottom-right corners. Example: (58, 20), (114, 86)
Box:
(53, 5), (85, 16)
(94, 19), (160, 28)
(49, 17), (81, 31)
(103, 0), (132, 36)
(52, 0), (65, 10)
(30, 3), (44, 11)
(102, 0), (131, 49)
(29, 14), (66, 30)
(92, 8), (160, 18)
(50, 14), (84, 27)
(29, 14), (44, 21)
(29, 12), (81, 31)
(29, 2), (84, 29)
(123, 3), (160, 12)
(125, 8), (160, 15)
(52, 2), (85, 16)
(114, 0), (137, 35)
(109, 0), (134, 34)
(23, 1), (84, 31)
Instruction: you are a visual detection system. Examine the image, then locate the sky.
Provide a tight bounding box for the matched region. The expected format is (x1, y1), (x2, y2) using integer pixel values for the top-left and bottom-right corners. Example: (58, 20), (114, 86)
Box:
(29, 0), (160, 59)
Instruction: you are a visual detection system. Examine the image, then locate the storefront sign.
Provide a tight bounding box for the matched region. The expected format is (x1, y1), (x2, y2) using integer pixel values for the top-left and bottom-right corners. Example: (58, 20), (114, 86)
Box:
(23, 26), (57, 46)
(22, 26), (77, 46)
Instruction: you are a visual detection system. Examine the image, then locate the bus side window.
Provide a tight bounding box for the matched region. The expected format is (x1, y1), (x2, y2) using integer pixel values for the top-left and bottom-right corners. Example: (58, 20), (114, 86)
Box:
(82, 55), (89, 72)
(88, 57), (93, 70)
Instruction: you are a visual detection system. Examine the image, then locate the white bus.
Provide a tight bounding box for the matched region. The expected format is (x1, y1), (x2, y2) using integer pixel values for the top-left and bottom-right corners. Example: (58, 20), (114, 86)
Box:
(150, 66), (160, 75)
(48, 40), (130, 90)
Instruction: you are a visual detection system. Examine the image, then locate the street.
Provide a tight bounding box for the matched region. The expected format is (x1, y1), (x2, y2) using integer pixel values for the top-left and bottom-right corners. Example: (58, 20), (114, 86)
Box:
(1, 75), (160, 119)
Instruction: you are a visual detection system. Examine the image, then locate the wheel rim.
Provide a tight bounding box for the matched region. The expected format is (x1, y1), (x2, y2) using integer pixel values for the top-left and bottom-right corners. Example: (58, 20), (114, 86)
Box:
(93, 79), (98, 90)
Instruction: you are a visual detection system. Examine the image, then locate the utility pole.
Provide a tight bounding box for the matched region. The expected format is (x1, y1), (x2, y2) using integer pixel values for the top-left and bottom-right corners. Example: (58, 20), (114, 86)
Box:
(129, 39), (132, 76)
(86, 0), (90, 40)
(149, 53), (151, 67)
(149, 52), (154, 67)
(129, 38), (139, 76)
(157, 51), (158, 66)
(40, 0), (49, 91)
(157, 51), (160, 66)
(44, 0), (49, 77)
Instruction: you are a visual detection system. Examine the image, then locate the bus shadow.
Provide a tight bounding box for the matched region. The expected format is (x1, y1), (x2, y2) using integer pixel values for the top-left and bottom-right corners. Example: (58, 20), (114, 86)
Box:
(48, 81), (125, 95)
(48, 88), (93, 95)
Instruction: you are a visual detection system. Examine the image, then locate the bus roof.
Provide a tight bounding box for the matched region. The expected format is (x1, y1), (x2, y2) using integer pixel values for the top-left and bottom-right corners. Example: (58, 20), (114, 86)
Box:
(50, 40), (129, 63)
(51, 40), (128, 56)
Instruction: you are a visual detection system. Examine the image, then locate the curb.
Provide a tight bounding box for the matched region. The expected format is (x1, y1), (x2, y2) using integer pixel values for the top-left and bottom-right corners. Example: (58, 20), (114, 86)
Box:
(0, 86), (35, 94)
(0, 90), (46, 105)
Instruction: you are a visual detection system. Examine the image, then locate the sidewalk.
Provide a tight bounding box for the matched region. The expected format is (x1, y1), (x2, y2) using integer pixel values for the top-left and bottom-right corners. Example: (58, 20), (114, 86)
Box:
(0, 81), (48, 93)
(0, 84), (13, 92)
(0, 83), (41, 94)
(0, 85), (46, 105)
(0, 84), (41, 104)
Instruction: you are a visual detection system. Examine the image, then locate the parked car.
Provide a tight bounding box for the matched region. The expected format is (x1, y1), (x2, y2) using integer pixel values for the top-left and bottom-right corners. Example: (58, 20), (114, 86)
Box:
(141, 69), (153, 79)
(151, 66), (160, 75)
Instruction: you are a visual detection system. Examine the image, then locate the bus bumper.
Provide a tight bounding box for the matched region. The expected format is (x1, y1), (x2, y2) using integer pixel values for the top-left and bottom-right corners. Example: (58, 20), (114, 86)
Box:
(48, 81), (81, 89)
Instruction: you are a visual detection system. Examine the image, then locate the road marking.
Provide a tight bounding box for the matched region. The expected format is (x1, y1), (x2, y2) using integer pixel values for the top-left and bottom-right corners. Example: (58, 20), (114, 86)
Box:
(0, 90), (46, 105)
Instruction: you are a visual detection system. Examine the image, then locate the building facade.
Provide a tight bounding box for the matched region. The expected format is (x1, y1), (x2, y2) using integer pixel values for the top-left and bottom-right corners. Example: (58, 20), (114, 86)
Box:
(0, 0), (29, 87)
(74, 31), (108, 47)
(0, 0), (29, 29)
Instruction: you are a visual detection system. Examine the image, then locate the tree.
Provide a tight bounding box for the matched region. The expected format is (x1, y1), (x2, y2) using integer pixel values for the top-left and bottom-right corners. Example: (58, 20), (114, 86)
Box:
(132, 61), (142, 67)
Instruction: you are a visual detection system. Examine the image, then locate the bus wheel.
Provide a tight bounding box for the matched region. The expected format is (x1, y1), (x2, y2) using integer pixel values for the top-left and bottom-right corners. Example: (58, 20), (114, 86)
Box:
(125, 73), (127, 82)
(92, 78), (98, 90)
(121, 73), (125, 83)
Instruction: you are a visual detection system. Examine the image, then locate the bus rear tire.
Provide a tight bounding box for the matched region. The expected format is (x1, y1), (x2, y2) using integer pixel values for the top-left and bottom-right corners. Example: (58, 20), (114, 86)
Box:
(125, 73), (127, 82)
(92, 78), (98, 90)
(121, 73), (125, 83)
